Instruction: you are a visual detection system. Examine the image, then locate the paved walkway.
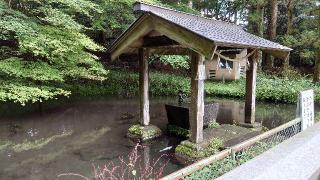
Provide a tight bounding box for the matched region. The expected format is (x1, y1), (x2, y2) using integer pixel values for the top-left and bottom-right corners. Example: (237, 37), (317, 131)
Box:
(218, 123), (320, 180)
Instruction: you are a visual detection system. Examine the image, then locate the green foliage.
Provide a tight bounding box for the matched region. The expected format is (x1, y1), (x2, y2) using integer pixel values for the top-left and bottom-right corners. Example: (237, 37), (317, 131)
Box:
(0, 58), (64, 82)
(208, 122), (221, 129)
(206, 73), (318, 104)
(82, 70), (189, 97)
(67, 70), (320, 104)
(91, 0), (137, 38)
(0, 0), (108, 105)
(193, 0), (247, 23)
(167, 124), (190, 138)
(90, 0), (197, 44)
(0, 81), (71, 105)
(175, 143), (201, 159)
(205, 138), (224, 157)
(279, 1), (319, 67)
(151, 55), (190, 69)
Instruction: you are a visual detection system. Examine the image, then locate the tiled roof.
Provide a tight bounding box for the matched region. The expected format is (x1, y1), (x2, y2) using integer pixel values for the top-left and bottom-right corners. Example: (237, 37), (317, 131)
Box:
(134, 2), (292, 51)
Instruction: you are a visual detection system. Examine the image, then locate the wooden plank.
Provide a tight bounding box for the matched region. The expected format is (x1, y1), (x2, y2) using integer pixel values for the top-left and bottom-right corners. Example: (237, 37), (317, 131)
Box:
(189, 51), (205, 143)
(245, 49), (259, 124)
(139, 48), (150, 126)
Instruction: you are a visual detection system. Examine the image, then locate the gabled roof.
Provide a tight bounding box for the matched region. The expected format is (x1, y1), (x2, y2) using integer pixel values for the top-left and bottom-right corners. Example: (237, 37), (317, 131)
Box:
(109, 2), (292, 60)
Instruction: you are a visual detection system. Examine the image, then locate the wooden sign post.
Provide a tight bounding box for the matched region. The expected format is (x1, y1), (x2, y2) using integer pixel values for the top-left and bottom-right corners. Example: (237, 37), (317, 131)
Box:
(297, 90), (314, 130)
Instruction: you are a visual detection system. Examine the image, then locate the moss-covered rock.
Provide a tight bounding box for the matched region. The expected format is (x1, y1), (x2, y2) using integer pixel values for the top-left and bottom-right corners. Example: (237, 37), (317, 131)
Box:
(127, 124), (162, 141)
(208, 121), (221, 129)
(175, 138), (224, 161)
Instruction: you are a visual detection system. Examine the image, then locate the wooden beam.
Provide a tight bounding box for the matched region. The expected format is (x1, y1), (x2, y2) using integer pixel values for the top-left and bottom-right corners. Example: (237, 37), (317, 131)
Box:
(139, 48), (150, 126)
(189, 51), (205, 143)
(245, 49), (259, 124)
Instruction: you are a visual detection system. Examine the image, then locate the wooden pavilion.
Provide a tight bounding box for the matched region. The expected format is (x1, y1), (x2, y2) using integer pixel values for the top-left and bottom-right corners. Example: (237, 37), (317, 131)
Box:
(108, 2), (292, 144)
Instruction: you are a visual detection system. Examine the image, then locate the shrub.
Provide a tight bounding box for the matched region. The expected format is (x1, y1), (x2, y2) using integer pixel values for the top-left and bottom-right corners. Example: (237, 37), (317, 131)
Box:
(65, 70), (320, 104)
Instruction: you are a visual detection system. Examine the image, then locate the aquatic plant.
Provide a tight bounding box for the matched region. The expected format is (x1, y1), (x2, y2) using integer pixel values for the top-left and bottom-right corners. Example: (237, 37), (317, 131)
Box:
(4, 127), (110, 173)
(0, 140), (12, 151)
(58, 143), (170, 180)
(12, 131), (73, 152)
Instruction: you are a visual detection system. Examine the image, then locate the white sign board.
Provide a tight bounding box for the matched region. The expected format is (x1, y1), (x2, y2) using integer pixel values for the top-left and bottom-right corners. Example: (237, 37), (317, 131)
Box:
(297, 90), (314, 130)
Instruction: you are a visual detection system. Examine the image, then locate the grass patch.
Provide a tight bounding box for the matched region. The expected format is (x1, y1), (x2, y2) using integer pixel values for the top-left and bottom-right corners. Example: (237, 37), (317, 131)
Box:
(184, 141), (277, 179)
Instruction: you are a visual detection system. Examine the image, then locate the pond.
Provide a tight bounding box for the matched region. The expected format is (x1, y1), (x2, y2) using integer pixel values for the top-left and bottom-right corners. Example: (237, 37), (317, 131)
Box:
(0, 97), (316, 179)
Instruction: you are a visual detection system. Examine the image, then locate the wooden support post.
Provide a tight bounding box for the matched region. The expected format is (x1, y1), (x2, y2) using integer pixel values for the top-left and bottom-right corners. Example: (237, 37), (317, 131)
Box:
(245, 49), (259, 124)
(139, 48), (150, 126)
(189, 51), (205, 144)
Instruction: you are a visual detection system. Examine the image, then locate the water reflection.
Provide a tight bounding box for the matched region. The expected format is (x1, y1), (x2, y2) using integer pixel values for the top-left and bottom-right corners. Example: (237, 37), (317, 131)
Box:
(0, 97), (312, 179)
(213, 98), (298, 129)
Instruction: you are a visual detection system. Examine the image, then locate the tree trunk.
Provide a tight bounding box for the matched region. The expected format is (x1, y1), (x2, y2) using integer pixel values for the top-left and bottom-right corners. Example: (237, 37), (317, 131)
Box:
(313, 50), (320, 83)
(266, 0), (278, 69)
(283, 0), (294, 70)
(286, 0), (294, 35)
(257, 4), (265, 70)
(248, 2), (265, 70)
